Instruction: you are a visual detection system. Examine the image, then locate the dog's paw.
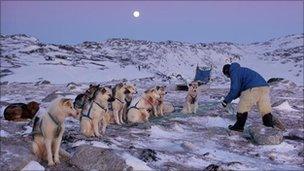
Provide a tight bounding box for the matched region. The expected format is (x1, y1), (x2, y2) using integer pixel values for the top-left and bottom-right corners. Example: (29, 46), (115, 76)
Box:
(48, 161), (55, 166)
(95, 133), (102, 137)
(54, 158), (60, 164)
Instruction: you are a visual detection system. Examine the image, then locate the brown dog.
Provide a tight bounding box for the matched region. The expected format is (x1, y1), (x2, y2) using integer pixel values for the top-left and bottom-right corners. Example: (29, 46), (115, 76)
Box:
(32, 98), (79, 166)
(4, 101), (39, 121)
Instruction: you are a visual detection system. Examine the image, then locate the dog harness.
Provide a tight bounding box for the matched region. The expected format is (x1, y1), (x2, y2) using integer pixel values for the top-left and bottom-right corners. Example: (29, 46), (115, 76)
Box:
(81, 100), (107, 120)
(47, 112), (62, 138)
(125, 99), (132, 108)
(189, 95), (197, 104)
(31, 112), (62, 138)
(128, 97), (153, 111)
(31, 116), (44, 138)
(115, 97), (125, 104)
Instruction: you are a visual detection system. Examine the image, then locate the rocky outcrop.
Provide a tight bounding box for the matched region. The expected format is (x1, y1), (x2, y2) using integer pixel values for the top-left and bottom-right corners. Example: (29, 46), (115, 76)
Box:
(245, 125), (284, 145)
(69, 145), (132, 171)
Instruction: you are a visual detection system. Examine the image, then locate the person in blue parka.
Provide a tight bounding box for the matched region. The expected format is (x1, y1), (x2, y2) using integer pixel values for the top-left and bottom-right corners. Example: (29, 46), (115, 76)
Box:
(222, 62), (274, 132)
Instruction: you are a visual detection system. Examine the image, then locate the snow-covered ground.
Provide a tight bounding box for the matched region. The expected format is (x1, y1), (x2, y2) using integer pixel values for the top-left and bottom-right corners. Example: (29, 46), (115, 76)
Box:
(0, 33), (303, 170)
(0, 80), (303, 170)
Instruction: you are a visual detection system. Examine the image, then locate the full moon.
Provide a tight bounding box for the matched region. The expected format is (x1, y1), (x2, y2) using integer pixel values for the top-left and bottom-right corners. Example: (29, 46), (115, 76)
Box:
(133, 11), (140, 18)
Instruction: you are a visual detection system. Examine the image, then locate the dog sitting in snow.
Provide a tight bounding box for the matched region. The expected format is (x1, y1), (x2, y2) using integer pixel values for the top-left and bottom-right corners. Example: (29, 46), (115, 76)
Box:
(148, 86), (175, 116)
(80, 86), (114, 137)
(155, 86), (167, 116)
(32, 98), (79, 166)
(112, 82), (137, 125)
(182, 81), (202, 114)
(122, 83), (137, 122)
(127, 87), (160, 123)
(4, 101), (40, 121)
(73, 84), (100, 113)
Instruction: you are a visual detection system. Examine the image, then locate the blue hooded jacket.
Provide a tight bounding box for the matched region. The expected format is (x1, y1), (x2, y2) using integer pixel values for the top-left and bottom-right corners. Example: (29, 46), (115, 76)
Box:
(224, 63), (268, 103)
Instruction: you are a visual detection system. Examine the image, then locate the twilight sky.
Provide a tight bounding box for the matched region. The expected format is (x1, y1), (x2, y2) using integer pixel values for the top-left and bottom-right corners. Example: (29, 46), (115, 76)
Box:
(1, 1), (303, 44)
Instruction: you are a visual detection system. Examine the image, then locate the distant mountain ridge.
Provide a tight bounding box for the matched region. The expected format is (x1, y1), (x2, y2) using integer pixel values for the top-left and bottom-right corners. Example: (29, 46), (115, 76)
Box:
(1, 33), (303, 85)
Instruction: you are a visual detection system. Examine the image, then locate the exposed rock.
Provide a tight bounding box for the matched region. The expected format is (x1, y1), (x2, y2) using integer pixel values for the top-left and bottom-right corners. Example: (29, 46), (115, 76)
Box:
(66, 82), (80, 90)
(203, 164), (224, 171)
(0, 81), (9, 85)
(298, 148), (304, 157)
(69, 145), (131, 170)
(42, 91), (61, 102)
(42, 90), (73, 102)
(35, 80), (51, 86)
(0, 69), (13, 77)
(267, 78), (284, 85)
(181, 141), (197, 151)
(139, 148), (158, 162)
(0, 122), (38, 171)
(246, 125), (284, 145)
(284, 129), (304, 142)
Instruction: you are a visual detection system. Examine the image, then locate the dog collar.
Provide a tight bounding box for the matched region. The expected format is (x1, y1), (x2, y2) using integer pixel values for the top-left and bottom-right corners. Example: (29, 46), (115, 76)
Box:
(47, 112), (62, 138)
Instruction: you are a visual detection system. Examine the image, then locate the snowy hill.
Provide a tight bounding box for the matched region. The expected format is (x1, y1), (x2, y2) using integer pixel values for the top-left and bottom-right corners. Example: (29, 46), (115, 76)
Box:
(1, 33), (303, 85)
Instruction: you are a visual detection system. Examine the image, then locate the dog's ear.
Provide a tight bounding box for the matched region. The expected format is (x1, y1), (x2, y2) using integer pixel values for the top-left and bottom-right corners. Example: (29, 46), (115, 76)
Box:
(117, 83), (123, 88)
(188, 83), (192, 87)
(133, 83), (136, 87)
(156, 86), (160, 90)
(62, 98), (72, 107)
(101, 87), (107, 94)
(89, 84), (93, 88)
(106, 85), (112, 89)
(163, 85), (167, 89)
(197, 81), (203, 86)
(144, 89), (150, 94)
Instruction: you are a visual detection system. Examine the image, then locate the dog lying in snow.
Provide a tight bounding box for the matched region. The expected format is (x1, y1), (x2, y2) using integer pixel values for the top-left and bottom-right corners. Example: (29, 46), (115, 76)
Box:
(182, 81), (202, 114)
(4, 101), (40, 121)
(80, 86), (114, 137)
(32, 98), (79, 166)
(127, 87), (160, 123)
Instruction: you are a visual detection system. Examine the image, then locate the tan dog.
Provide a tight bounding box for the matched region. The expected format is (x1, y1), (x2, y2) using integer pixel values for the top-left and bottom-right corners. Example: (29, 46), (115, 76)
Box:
(112, 83), (129, 125)
(122, 83), (137, 122)
(127, 88), (160, 123)
(80, 87), (113, 137)
(155, 86), (167, 116)
(32, 98), (79, 166)
(182, 81), (202, 114)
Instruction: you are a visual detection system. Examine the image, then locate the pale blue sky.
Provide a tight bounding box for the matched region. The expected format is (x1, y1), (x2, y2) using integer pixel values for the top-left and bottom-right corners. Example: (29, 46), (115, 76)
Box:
(1, 1), (303, 44)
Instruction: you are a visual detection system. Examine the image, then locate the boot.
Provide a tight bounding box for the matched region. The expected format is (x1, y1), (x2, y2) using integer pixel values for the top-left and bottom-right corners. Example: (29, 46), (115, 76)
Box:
(228, 112), (248, 132)
(262, 113), (274, 127)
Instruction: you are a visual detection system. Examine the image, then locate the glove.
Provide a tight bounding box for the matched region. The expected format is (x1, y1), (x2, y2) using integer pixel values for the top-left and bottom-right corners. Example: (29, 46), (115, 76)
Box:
(221, 100), (228, 108)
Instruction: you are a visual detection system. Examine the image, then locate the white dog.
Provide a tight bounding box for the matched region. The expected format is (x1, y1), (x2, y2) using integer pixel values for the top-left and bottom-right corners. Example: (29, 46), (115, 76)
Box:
(32, 98), (79, 166)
